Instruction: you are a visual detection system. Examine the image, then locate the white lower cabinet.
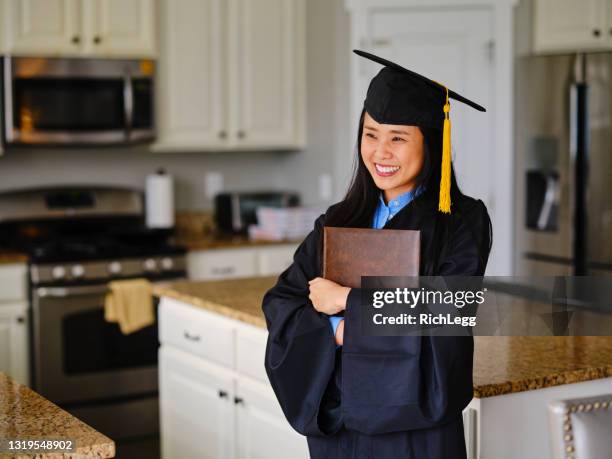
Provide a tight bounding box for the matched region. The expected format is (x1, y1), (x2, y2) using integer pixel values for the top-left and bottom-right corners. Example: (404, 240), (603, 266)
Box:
(0, 303), (29, 385)
(187, 244), (299, 281)
(158, 297), (309, 459)
(0, 263), (29, 385)
(160, 346), (235, 459)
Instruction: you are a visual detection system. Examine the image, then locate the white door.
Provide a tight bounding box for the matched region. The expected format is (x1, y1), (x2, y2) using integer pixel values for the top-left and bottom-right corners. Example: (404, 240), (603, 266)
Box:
(153, 0), (227, 151)
(6, 0), (82, 55)
(236, 376), (309, 459)
(534, 0), (606, 53)
(0, 304), (29, 386)
(159, 346), (235, 459)
(360, 8), (494, 208)
(89, 0), (156, 57)
(230, 0), (305, 149)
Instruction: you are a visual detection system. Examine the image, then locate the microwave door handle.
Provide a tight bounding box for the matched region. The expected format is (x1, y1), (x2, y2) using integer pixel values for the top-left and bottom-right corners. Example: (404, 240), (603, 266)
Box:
(123, 71), (134, 140)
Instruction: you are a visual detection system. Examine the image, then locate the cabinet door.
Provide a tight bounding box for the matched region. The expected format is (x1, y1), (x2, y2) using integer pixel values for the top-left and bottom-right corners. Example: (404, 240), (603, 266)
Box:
(229, 0), (305, 149)
(89, 0), (156, 57)
(187, 248), (258, 280)
(6, 0), (82, 55)
(534, 0), (607, 53)
(0, 303), (29, 386)
(159, 345), (235, 459)
(257, 245), (298, 276)
(153, 0), (227, 152)
(236, 377), (309, 459)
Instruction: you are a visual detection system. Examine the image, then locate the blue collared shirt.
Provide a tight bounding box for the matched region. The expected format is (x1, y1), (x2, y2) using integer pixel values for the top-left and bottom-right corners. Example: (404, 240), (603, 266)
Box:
(329, 187), (423, 343)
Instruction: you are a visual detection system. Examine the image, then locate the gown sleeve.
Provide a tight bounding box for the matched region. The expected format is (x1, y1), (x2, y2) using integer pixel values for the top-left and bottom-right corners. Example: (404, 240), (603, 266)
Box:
(341, 199), (492, 435)
(262, 213), (342, 437)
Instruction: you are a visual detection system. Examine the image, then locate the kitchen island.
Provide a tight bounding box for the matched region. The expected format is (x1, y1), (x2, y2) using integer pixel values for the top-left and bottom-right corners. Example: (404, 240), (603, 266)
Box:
(154, 277), (612, 459)
(0, 372), (115, 458)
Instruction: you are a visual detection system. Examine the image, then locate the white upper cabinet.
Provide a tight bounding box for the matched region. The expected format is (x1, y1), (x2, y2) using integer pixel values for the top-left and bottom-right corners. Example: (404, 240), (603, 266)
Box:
(7, 0), (82, 55)
(153, 0), (306, 152)
(533, 0), (610, 53)
(155, 0), (227, 150)
(231, 0), (305, 149)
(89, 0), (156, 56)
(3, 0), (156, 57)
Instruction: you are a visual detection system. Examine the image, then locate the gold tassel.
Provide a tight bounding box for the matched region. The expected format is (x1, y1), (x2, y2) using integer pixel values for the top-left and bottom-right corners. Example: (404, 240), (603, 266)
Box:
(438, 87), (452, 214)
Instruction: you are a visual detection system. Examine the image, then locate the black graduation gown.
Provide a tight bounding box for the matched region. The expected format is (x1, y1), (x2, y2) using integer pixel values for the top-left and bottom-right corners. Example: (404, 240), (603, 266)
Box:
(262, 194), (492, 459)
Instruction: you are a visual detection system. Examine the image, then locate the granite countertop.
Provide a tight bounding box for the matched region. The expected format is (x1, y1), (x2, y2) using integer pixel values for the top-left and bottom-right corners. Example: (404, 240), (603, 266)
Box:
(153, 277), (612, 399)
(0, 373), (115, 459)
(0, 250), (28, 265)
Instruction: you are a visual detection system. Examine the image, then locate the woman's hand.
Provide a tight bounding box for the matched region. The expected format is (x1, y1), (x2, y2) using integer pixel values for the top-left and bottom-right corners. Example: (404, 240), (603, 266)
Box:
(308, 277), (350, 315)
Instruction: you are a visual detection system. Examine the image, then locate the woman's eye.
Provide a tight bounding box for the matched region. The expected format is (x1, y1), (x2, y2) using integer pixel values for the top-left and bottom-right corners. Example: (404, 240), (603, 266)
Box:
(392, 136), (405, 142)
(366, 133), (377, 139)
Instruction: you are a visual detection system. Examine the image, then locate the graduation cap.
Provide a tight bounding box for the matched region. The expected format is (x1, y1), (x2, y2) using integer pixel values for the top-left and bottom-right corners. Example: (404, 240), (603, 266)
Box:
(353, 49), (486, 214)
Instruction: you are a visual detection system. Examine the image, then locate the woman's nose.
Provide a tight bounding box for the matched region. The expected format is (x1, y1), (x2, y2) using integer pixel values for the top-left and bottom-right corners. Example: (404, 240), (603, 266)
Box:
(374, 140), (393, 159)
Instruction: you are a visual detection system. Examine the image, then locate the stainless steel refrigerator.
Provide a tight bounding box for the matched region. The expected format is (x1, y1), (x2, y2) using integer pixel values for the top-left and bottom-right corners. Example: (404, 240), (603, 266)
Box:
(515, 52), (612, 276)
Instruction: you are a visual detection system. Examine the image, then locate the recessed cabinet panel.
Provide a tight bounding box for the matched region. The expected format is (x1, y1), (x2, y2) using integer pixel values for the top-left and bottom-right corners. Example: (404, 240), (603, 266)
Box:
(237, 377), (310, 459)
(5, 0), (156, 57)
(91, 0), (156, 57)
(231, 0), (304, 148)
(160, 346), (234, 459)
(154, 0), (226, 151)
(153, 0), (305, 152)
(8, 0), (82, 55)
(534, 0), (607, 53)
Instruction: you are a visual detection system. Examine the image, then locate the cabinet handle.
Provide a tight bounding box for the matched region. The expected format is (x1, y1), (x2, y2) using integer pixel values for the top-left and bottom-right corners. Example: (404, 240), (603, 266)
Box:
(219, 130), (227, 139)
(71, 35), (80, 44)
(93, 35), (102, 44)
(218, 390), (228, 399)
(237, 130), (246, 139)
(234, 396), (244, 405)
(16, 316), (25, 324)
(593, 29), (601, 37)
(183, 331), (201, 342)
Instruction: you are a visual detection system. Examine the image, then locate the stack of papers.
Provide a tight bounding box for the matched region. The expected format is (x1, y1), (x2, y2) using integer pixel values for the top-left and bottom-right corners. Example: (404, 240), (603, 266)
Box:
(248, 206), (324, 241)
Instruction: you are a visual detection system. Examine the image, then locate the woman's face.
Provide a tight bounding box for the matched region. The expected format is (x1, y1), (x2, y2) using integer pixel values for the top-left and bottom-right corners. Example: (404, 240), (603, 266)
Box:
(360, 112), (425, 203)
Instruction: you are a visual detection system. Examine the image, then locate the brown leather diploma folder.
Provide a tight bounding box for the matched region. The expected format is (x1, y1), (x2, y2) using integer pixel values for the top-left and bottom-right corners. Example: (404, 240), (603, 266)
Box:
(323, 226), (421, 288)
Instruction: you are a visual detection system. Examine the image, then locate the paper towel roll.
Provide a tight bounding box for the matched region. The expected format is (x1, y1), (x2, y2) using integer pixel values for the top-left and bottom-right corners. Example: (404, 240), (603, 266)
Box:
(146, 169), (175, 229)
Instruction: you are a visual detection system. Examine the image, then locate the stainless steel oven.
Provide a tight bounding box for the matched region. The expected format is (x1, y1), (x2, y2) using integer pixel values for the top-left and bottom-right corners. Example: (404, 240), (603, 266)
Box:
(0, 186), (185, 441)
(31, 277), (181, 439)
(3, 56), (155, 145)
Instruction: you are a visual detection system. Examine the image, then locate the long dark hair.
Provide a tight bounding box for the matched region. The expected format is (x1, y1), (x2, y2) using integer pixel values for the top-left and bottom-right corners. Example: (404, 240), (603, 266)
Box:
(325, 108), (464, 228)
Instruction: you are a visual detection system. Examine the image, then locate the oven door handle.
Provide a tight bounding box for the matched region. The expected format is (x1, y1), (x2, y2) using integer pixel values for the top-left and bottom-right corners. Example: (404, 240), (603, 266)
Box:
(36, 285), (110, 297)
(123, 71), (134, 140)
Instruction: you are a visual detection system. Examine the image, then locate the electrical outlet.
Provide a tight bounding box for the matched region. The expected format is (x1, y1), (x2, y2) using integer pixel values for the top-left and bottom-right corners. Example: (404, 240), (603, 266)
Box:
(204, 172), (224, 200)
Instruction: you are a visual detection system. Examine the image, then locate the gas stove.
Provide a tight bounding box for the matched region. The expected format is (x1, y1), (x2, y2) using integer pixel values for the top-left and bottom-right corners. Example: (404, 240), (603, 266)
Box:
(0, 185), (185, 441)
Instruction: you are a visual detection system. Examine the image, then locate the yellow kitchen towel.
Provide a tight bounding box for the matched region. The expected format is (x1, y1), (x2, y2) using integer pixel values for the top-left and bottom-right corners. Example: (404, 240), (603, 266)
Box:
(104, 278), (155, 334)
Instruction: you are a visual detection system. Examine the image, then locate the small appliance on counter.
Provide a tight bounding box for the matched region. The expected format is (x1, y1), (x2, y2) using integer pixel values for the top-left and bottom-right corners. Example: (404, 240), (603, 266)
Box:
(0, 185), (186, 441)
(214, 191), (300, 235)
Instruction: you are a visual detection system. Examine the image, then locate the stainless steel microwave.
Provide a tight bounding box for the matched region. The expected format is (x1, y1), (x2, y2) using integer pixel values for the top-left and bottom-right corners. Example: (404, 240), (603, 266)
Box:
(3, 56), (155, 146)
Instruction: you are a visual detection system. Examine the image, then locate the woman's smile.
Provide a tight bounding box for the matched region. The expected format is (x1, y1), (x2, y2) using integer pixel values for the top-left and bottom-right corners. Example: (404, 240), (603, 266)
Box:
(374, 163), (401, 177)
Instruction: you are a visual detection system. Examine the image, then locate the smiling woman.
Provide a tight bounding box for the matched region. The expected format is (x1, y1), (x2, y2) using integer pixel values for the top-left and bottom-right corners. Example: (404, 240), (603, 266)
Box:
(262, 50), (493, 459)
(361, 113), (425, 202)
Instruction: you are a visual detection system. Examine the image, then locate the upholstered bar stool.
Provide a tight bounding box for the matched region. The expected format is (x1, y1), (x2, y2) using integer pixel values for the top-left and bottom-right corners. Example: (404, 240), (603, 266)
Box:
(549, 393), (612, 459)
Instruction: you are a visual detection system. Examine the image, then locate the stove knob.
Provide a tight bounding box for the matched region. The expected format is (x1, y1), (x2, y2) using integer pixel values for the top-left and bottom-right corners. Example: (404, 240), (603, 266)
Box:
(52, 265), (66, 280)
(161, 257), (174, 270)
(143, 258), (157, 271)
(108, 261), (122, 275)
(71, 264), (85, 278)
